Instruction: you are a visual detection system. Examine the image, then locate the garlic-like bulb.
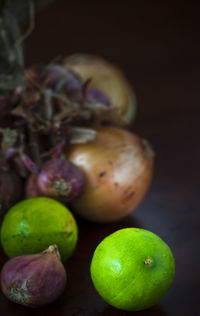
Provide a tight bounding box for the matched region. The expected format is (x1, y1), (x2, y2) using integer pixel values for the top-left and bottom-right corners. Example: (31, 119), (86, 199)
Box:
(64, 54), (137, 127)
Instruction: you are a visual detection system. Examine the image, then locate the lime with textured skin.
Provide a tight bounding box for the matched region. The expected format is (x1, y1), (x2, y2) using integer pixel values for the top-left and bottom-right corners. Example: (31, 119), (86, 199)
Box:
(90, 228), (175, 311)
(1, 197), (78, 261)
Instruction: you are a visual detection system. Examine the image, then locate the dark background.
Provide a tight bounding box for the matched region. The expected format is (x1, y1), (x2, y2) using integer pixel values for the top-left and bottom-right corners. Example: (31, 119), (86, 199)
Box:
(1, 0), (200, 315)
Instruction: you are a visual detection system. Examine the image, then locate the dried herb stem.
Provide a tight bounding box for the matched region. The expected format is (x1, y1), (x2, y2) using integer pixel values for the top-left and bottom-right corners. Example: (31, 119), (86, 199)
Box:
(15, 1), (35, 47)
(28, 129), (42, 168)
(44, 89), (53, 121)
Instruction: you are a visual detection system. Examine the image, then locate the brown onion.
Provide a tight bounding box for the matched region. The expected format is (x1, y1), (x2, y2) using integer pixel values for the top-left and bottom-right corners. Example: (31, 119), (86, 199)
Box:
(66, 126), (154, 223)
(64, 54), (137, 126)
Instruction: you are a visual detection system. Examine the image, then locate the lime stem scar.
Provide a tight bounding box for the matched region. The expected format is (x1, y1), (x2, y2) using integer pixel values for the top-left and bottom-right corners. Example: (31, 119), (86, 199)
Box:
(144, 258), (152, 265)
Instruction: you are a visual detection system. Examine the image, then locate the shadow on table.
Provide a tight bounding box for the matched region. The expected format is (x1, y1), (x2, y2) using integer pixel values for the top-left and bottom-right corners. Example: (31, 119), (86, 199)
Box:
(100, 305), (167, 316)
(77, 214), (142, 243)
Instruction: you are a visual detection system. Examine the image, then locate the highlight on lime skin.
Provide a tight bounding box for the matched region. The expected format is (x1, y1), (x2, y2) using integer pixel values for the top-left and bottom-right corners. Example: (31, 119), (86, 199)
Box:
(90, 228), (175, 311)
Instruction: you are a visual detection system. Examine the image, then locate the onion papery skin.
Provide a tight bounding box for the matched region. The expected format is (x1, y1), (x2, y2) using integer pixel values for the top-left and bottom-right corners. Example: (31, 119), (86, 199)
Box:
(67, 127), (154, 223)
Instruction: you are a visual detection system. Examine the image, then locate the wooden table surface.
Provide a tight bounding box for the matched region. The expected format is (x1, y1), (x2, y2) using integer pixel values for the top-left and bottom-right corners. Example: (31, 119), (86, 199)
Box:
(0, 0), (200, 315)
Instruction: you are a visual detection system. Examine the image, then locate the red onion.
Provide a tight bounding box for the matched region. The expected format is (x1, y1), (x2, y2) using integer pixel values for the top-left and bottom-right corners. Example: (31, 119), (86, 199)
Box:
(1, 245), (66, 308)
(37, 158), (84, 202)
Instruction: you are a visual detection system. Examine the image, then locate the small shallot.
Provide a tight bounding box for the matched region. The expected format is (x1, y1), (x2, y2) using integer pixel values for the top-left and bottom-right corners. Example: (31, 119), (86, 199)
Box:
(37, 158), (84, 202)
(1, 245), (67, 308)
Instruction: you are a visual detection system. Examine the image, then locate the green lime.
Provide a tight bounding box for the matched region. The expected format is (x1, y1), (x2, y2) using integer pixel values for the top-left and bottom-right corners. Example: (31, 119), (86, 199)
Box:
(1, 197), (78, 261)
(90, 228), (175, 311)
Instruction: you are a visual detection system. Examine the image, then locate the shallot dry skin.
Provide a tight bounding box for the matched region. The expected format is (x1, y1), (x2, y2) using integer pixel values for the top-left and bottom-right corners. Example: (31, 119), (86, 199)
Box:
(25, 173), (42, 198)
(0, 245), (67, 308)
(67, 126), (154, 223)
(37, 158), (84, 202)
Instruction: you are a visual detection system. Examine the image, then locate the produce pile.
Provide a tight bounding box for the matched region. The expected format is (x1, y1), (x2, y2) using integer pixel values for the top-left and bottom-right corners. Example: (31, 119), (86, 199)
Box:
(0, 53), (153, 222)
(0, 1), (175, 312)
(0, 55), (175, 312)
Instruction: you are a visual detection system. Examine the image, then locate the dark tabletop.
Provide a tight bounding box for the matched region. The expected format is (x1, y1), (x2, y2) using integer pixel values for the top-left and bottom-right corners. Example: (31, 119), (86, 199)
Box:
(0, 0), (200, 315)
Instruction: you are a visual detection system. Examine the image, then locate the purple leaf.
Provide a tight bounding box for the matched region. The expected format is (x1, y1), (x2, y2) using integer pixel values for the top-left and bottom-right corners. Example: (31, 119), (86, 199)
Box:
(87, 89), (111, 106)
(21, 154), (38, 174)
(42, 139), (65, 158)
(40, 65), (82, 99)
